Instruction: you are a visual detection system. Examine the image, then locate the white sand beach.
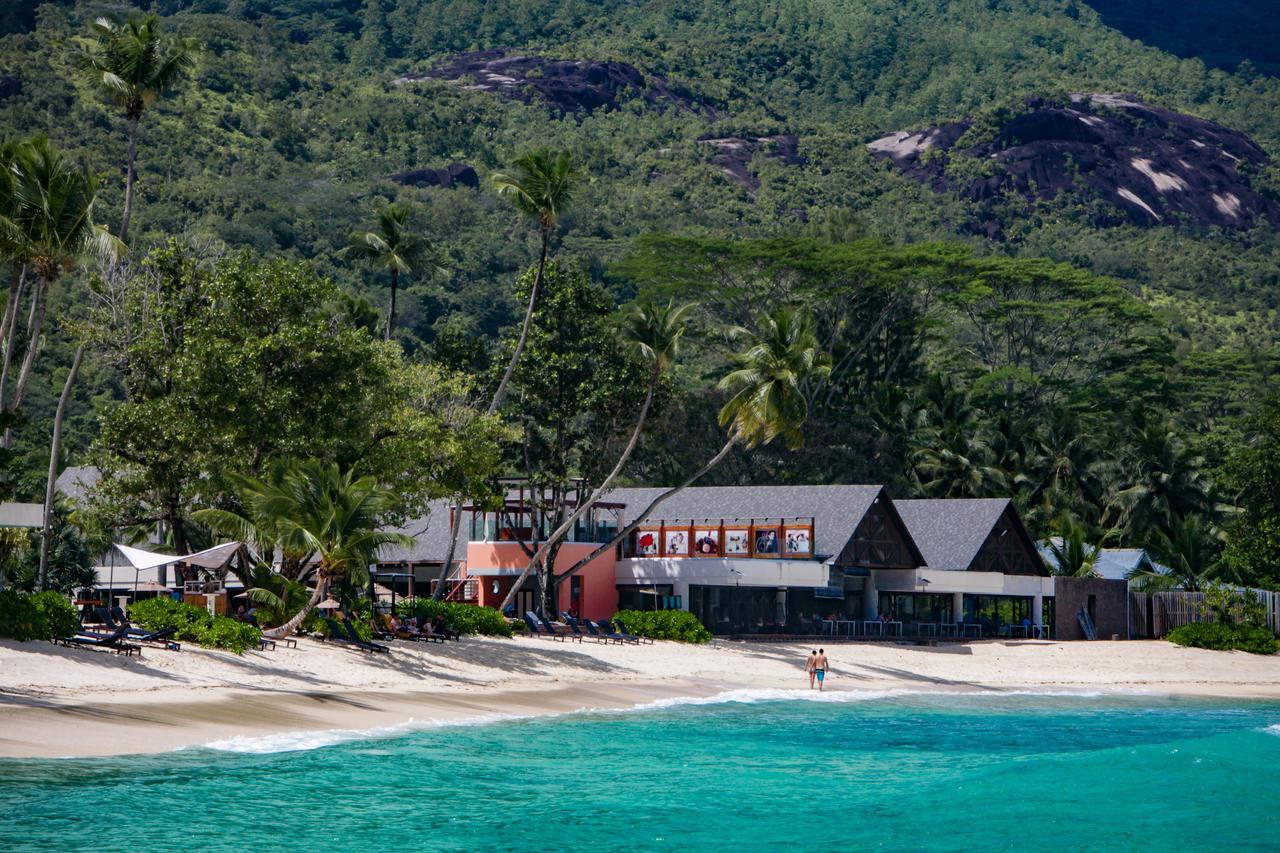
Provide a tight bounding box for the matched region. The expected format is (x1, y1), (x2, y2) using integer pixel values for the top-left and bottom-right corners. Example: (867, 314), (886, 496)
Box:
(2, 637), (1279, 758)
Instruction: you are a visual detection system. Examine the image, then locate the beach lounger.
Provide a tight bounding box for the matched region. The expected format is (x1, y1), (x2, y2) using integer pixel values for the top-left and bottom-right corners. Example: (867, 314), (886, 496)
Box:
(323, 617), (381, 653)
(536, 614), (581, 643)
(110, 607), (181, 650)
(414, 615), (453, 643)
(595, 619), (640, 645)
(611, 617), (654, 645)
(564, 616), (603, 643)
(524, 612), (563, 641)
(55, 624), (141, 656)
(582, 619), (623, 645)
(340, 619), (391, 653)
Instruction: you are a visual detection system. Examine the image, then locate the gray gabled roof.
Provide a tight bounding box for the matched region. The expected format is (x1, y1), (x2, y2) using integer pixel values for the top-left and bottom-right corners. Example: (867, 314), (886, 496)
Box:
(378, 499), (459, 564)
(609, 484), (890, 559)
(55, 465), (100, 503)
(894, 498), (1016, 571)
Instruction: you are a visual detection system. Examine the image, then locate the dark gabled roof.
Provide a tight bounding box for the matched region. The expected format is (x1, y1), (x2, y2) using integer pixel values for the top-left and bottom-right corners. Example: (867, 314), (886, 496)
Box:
(894, 498), (1045, 574)
(55, 465), (100, 503)
(610, 484), (898, 560)
(377, 499), (458, 564)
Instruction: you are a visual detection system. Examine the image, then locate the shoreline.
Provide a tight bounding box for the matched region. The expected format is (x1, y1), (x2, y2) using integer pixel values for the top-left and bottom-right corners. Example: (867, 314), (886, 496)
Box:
(2, 636), (1280, 758)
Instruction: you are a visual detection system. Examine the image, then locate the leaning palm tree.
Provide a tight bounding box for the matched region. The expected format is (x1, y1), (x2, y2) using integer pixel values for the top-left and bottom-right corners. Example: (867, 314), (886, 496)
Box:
(196, 460), (410, 639)
(487, 149), (578, 414)
(74, 13), (199, 241)
(194, 458), (317, 580)
(502, 306), (829, 613)
(337, 202), (443, 341)
(0, 136), (122, 424)
(494, 299), (696, 608)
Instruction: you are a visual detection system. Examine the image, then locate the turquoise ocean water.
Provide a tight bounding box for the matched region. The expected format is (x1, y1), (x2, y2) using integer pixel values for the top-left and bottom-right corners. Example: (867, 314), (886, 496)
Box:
(2, 689), (1278, 852)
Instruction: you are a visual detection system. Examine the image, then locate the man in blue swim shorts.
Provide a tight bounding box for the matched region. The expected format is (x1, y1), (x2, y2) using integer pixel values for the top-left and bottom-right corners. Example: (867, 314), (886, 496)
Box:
(814, 648), (828, 691)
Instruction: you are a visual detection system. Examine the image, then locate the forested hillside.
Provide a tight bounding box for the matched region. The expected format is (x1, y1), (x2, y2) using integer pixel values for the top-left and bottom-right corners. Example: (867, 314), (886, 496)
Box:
(3, 1), (1280, 589)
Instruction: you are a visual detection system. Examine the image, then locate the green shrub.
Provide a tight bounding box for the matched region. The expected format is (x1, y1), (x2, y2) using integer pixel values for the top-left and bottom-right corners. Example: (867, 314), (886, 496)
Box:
(397, 600), (513, 637)
(0, 588), (79, 641)
(30, 591), (79, 640)
(1168, 622), (1278, 655)
(613, 609), (711, 643)
(128, 596), (261, 654)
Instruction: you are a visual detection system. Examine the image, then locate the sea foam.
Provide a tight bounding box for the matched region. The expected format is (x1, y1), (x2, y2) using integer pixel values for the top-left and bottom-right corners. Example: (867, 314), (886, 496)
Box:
(196, 687), (1114, 754)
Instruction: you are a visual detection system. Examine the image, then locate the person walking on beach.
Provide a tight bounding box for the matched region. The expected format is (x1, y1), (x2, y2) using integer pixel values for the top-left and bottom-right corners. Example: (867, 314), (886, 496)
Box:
(806, 649), (818, 689)
(813, 648), (829, 692)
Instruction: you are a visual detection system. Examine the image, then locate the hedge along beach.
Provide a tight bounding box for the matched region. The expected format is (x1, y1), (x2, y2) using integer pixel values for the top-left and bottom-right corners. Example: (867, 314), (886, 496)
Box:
(5, 636), (1280, 758)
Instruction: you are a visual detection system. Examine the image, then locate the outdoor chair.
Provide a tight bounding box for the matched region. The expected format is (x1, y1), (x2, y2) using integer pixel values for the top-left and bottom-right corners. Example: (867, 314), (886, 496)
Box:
(523, 612), (563, 641)
(611, 617), (653, 644)
(110, 606), (180, 650)
(340, 619), (391, 653)
(590, 619), (633, 644)
(581, 619), (623, 645)
(536, 614), (581, 643)
(54, 624), (141, 657)
(415, 615), (454, 642)
(563, 616), (602, 643)
(323, 617), (384, 653)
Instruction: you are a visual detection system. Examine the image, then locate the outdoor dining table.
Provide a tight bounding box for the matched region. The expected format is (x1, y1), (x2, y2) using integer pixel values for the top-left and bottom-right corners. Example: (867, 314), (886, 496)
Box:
(883, 620), (902, 637)
(939, 623), (959, 638)
(961, 623), (982, 638)
(821, 619), (835, 635)
(916, 622), (938, 637)
(862, 620), (884, 637)
(835, 619), (858, 637)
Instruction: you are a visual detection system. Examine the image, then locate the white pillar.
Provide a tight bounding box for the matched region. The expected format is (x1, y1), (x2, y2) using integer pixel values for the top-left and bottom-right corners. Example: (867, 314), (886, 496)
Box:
(953, 591), (964, 623)
(864, 572), (878, 620)
(1032, 594), (1044, 625)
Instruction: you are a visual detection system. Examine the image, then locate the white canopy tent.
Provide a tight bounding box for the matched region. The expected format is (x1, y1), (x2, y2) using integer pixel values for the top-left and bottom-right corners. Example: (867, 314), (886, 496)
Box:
(99, 542), (244, 599)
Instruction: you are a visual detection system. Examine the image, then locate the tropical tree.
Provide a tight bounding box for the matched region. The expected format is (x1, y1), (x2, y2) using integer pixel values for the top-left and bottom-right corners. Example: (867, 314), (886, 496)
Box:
(487, 148), (578, 414)
(1044, 518), (1101, 577)
(37, 344), (84, 591)
(74, 13), (199, 241)
(1106, 413), (1215, 542)
(195, 460), (410, 639)
(1134, 514), (1222, 592)
(337, 201), (443, 341)
(0, 136), (120, 433)
(505, 298), (695, 613)
(907, 374), (1007, 499)
(503, 306), (829, 612)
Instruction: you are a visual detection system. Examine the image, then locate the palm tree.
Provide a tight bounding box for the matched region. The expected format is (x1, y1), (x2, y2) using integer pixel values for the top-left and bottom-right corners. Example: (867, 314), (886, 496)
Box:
(907, 375), (1006, 498)
(337, 202), (443, 341)
(37, 344), (84, 591)
(1044, 518), (1101, 578)
(487, 149), (578, 414)
(0, 137), (121, 434)
(495, 300), (695, 609)
(194, 458), (316, 580)
(74, 13), (199, 242)
(195, 460), (410, 638)
(502, 306), (829, 612)
(1106, 413), (1214, 542)
(1134, 514), (1222, 592)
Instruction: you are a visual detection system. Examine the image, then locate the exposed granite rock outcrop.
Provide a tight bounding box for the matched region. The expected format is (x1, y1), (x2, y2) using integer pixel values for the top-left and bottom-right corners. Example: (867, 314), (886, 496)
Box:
(388, 162), (479, 189)
(868, 93), (1279, 230)
(393, 49), (709, 115)
(699, 134), (805, 192)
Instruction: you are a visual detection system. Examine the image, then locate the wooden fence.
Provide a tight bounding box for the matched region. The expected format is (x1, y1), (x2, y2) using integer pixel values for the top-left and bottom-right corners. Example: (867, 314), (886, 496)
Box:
(1129, 589), (1280, 639)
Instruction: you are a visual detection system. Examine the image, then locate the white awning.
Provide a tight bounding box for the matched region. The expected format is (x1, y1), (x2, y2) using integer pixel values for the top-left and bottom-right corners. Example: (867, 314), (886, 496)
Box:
(114, 541), (242, 570)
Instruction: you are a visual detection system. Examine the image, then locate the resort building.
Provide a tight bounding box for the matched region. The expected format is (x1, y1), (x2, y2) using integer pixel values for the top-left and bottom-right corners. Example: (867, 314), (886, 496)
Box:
(391, 482), (1061, 638)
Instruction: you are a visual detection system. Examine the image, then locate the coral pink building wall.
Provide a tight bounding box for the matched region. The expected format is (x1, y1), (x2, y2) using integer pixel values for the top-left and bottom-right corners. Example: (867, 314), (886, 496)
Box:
(465, 541), (619, 619)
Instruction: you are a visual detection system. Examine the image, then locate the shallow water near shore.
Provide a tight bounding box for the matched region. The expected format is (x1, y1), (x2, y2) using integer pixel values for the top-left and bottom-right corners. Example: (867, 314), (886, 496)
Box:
(2, 690), (1278, 852)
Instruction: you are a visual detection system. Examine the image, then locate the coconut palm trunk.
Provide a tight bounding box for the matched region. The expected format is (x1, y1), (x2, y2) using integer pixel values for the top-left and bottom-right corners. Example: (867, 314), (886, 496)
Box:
(265, 573), (329, 639)
(432, 500), (465, 601)
(119, 116), (139, 243)
(488, 231), (548, 415)
(386, 265), (398, 341)
(499, 360), (661, 611)
(0, 266), (26, 418)
(37, 344), (84, 591)
(501, 434), (737, 613)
